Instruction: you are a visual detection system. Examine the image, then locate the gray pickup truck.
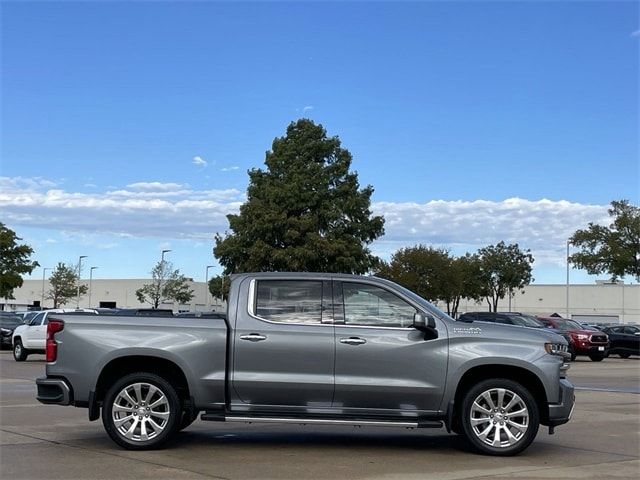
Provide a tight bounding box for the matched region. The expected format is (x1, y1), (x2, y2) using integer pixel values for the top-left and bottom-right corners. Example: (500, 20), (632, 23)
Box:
(36, 272), (574, 455)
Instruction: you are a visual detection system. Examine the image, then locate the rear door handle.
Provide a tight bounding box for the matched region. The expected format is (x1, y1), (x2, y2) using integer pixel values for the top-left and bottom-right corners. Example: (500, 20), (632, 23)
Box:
(240, 333), (267, 342)
(340, 337), (366, 345)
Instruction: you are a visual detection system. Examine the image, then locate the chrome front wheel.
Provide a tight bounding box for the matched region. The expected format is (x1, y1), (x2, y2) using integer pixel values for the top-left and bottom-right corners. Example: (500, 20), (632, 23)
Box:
(461, 379), (539, 456)
(469, 388), (529, 448)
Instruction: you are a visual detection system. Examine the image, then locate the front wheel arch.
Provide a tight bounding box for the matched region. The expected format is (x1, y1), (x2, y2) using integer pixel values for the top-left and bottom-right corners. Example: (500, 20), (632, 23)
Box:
(451, 365), (549, 432)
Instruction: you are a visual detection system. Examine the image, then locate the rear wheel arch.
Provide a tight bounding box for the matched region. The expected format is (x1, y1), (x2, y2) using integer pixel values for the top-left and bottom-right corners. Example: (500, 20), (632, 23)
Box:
(95, 356), (191, 406)
(451, 364), (549, 430)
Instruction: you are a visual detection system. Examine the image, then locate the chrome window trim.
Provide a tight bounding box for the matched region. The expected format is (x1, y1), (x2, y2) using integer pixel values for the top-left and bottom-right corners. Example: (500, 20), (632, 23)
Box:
(246, 277), (420, 332)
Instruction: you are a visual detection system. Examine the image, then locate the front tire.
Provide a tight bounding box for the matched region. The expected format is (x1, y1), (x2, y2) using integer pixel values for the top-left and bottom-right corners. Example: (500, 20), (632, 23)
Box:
(13, 340), (28, 361)
(589, 355), (604, 362)
(102, 372), (181, 450)
(460, 379), (539, 456)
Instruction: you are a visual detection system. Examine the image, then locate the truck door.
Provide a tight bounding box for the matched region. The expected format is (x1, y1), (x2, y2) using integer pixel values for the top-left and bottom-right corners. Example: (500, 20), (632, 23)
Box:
(332, 280), (448, 415)
(231, 278), (335, 409)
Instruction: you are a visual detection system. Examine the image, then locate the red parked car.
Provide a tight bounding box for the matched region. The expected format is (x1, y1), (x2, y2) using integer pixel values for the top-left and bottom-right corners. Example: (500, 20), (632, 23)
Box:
(537, 316), (609, 361)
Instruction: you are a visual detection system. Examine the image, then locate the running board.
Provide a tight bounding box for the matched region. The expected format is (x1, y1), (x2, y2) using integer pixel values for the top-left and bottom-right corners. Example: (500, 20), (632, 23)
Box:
(200, 413), (442, 429)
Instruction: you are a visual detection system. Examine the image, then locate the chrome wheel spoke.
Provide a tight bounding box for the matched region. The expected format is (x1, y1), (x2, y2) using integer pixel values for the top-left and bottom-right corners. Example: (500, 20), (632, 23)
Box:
(133, 384), (143, 404)
(470, 417), (490, 426)
(121, 390), (137, 407)
(145, 385), (157, 403)
(124, 418), (139, 439)
(496, 389), (506, 409)
(481, 391), (496, 410)
(472, 401), (491, 415)
(149, 395), (168, 409)
(150, 411), (170, 419)
(114, 414), (134, 427)
(506, 419), (527, 432)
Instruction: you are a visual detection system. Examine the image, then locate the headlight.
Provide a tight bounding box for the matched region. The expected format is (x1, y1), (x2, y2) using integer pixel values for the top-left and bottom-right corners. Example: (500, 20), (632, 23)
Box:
(576, 334), (589, 340)
(545, 342), (569, 357)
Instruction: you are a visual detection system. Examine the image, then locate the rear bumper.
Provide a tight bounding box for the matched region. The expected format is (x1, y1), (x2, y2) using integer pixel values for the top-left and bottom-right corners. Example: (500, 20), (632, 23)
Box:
(36, 377), (73, 405)
(547, 378), (575, 427)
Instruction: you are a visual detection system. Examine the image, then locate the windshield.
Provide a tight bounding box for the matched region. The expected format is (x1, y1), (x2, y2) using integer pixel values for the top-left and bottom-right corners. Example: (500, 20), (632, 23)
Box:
(554, 319), (583, 330)
(0, 317), (22, 328)
(510, 315), (544, 328)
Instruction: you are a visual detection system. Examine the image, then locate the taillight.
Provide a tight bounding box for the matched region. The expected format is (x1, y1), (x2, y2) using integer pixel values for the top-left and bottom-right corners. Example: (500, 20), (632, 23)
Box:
(46, 319), (64, 362)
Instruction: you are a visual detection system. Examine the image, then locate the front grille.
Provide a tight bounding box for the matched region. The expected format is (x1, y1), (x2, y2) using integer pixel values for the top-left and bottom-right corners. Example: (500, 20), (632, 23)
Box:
(590, 334), (608, 343)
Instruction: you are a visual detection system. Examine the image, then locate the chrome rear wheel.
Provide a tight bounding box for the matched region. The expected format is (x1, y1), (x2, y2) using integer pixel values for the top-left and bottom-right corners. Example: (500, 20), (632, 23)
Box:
(112, 382), (171, 442)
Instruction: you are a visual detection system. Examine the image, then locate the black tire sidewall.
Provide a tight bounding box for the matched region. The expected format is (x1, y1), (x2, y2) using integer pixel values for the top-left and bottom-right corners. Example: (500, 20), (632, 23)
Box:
(102, 372), (181, 450)
(589, 355), (604, 362)
(460, 378), (540, 456)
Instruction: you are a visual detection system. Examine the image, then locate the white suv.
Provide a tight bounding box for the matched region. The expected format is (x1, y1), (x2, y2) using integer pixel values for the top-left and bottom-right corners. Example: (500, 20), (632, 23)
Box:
(12, 309), (96, 361)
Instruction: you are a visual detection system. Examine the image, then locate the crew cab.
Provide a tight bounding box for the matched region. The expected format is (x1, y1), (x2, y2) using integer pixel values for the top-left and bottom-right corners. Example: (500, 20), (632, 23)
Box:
(12, 309), (96, 361)
(36, 273), (574, 456)
(537, 316), (609, 362)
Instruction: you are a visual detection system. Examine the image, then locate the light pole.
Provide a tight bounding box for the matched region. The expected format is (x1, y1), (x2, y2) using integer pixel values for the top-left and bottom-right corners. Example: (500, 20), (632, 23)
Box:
(566, 240), (570, 318)
(41, 268), (51, 308)
(88, 267), (99, 308)
(205, 266), (214, 311)
(76, 255), (87, 308)
(161, 249), (172, 262)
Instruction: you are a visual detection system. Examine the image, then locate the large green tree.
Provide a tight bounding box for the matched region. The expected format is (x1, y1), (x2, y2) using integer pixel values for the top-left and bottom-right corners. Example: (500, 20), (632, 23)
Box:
(569, 200), (640, 282)
(214, 119), (385, 274)
(47, 262), (87, 308)
(0, 223), (39, 299)
(476, 241), (534, 312)
(136, 260), (195, 308)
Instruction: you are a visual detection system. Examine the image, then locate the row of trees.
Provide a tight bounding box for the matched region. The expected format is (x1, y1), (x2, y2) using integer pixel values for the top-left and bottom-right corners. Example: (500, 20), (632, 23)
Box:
(376, 242), (533, 316)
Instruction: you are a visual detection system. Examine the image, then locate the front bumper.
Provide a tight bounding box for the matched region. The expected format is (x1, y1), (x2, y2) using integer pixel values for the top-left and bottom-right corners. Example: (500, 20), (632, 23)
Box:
(36, 377), (73, 405)
(547, 378), (575, 427)
(0, 336), (12, 347)
(574, 344), (609, 355)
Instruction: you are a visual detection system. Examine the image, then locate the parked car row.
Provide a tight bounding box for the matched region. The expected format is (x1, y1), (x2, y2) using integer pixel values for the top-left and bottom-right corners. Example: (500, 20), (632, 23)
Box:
(458, 311), (639, 361)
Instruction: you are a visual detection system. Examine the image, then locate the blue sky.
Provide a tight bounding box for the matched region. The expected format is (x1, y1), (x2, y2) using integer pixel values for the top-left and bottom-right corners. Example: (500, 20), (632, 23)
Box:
(1, 1), (638, 285)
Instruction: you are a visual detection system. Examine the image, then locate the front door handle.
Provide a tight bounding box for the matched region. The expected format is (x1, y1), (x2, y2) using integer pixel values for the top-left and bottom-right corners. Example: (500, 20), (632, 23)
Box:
(340, 337), (366, 346)
(240, 333), (267, 342)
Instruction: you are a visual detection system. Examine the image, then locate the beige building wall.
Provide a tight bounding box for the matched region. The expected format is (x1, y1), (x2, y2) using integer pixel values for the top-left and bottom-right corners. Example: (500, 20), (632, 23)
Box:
(3, 279), (638, 324)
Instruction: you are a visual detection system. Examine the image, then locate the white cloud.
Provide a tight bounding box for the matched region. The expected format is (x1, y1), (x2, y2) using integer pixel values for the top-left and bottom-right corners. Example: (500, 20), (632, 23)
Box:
(303, 105), (314, 113)
(0, 176), (611, 267)
(631, 30), (640, 37)
(371, 198), (609, 266)
(84, 183), (97, 188)
(192, 156), (208, 167)
(220, 166), (240, 172)
(126, 182), (187, 191)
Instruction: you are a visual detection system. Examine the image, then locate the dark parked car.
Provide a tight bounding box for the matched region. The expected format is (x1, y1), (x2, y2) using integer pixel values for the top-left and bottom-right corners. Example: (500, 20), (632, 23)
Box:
(537, 317), (609, 362)
(458, 312), (572, 346)
(0, 313), (24, 349)
(601, 325), (640, 358)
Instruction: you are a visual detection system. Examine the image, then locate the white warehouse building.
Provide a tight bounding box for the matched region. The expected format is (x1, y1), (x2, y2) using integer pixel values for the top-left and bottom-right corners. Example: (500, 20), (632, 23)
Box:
(2, 278), (638, 324)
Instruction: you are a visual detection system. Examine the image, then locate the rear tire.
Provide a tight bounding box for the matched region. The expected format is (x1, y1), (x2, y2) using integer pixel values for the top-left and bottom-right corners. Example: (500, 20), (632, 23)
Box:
(619, 353), (631, 359)
(13, 340), (28, 362)
(589, 355), (604, 362)
(102, 372), (181, 450)
(460, 378), (539, 456)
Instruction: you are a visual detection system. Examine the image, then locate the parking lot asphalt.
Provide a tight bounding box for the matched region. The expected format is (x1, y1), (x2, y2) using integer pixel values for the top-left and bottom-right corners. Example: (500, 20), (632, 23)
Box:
(1, 352), (638, 480)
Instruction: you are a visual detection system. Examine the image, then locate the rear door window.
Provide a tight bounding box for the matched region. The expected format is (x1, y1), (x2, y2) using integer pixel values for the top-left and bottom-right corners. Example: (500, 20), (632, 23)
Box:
(255, 280), (323, 324)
